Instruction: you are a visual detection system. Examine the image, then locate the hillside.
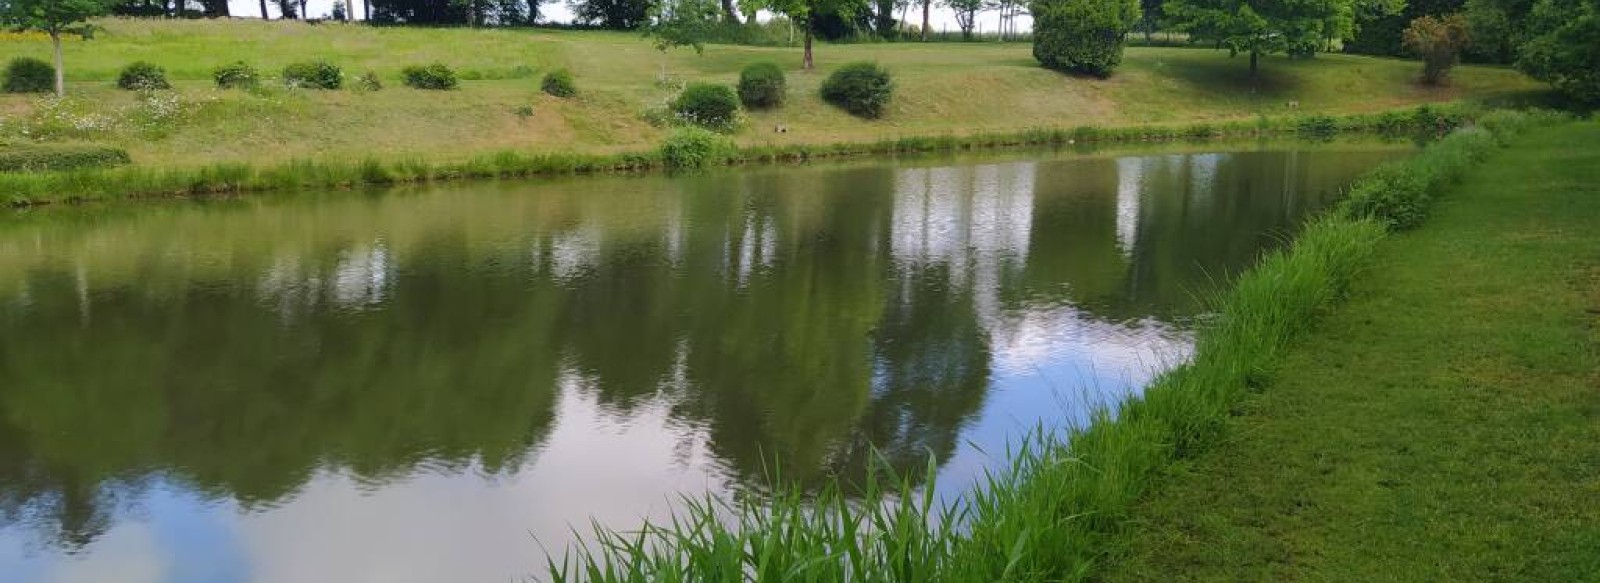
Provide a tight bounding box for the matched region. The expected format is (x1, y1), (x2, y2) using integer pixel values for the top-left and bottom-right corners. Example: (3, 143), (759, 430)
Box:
(0, 18), (1548, 167)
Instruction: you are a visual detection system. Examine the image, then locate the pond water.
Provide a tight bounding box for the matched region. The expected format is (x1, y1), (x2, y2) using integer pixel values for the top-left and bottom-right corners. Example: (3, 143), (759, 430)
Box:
(0, 143), (1402, 583)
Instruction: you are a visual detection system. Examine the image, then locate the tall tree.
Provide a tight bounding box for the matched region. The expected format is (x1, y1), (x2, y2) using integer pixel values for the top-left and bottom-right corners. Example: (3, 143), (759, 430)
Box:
(1166, 0), (1353, 74)
(0, 0), (115, 96)
(1517, 0), (1599, 102)
(762, 0), (866, 68)
(569, 0), (654, 27)
(941, 0), (984, 38)
(260, 0), (269, 18)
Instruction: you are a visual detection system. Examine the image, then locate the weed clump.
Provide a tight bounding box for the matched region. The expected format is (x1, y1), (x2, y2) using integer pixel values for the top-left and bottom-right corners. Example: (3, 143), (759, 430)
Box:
(282, 61), (343, 90)
(213, 61), (261, 89)
(659, 126), (733, 169)
(401, 63), (458, 90)
(117, 61), (171, 91)
(541, 69), (576, 97)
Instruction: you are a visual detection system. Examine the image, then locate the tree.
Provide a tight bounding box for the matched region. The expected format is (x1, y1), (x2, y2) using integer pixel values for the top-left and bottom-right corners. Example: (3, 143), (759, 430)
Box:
(919, 0), (929, 38)
(570, 0), (654, 27)
(761, 0), (867, 68)
(1032, 0), (1140, 76)
(1138, 0), (1162, 41)
(989, 0), (1027, 39)
(1402, 13), (1470, 83)
(1462, 0), (1536, 62)
(942, 0), (984, 38)
(1516, 0), (1599, 102)
(1166, 0), (1353, 75)
(0, 0), (115, 97)
(647, 0), (721, 55)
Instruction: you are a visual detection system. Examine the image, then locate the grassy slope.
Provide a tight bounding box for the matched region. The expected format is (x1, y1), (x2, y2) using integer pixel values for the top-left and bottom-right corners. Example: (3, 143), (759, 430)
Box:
(1105, 121), (1600, 582)
(0, 18), (1547, 167)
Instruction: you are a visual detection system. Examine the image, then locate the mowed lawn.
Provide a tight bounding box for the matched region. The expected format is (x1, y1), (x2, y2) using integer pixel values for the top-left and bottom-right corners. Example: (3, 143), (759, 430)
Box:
(0, 18), (1548, 167)
(1106, 121), (1600, 581)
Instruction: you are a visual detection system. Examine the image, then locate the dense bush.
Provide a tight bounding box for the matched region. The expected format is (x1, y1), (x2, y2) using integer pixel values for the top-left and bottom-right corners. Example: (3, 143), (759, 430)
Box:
(1340, 126), (1499, 229)
(0, 143), (131, 172)
(1296, 115), (1340, 139)
(401, 63), (459, 90)
(672, 83), (740, 130)
(1402, 14), (1471, 85)
(1031, 0), (1140, 77)
(737, 62), (786, 109)
(282, 61), (343, 89)
(659, 126), (735, 169)
(117, 61), (171, 91)
(1516, 0), (1600, 104)
(542, 69), (576, 97)
(820, 62), (894, 119)
(3, 58), (54, 94)
(213, 61), (261, 89)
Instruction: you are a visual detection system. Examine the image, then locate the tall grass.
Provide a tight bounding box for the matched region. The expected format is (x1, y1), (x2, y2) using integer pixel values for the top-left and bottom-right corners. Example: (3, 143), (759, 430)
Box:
(1, 104), (1492, 207)
(543, 109), (1564, 583)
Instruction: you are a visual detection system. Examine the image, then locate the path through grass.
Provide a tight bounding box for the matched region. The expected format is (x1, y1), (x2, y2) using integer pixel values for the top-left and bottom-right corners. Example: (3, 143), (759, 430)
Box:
(1105, 121), (1600, 582)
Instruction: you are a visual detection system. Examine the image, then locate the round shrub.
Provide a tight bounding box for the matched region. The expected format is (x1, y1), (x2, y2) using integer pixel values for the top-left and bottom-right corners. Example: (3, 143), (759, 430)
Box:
(401, 63), (458, 90)
(2, 57), (53, 94)
(541, 69), (576, 97)
(1031, 0), (1139, 77)
(737, 62), (786, 109)
(673, 83), (740, 130)
(283, 61), (343, 90)
(117, 61), (171, 91)
(660, 126), (735, 169)
(213, 61), (261, 89)
(820, 62), (894, 119)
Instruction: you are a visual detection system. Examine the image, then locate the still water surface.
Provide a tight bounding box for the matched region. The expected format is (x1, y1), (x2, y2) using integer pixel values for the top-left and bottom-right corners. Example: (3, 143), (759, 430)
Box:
(0, 144), (1399, 582)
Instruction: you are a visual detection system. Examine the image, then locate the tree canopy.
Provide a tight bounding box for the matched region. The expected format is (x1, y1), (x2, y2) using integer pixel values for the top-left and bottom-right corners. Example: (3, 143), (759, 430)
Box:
(0, 0), (116, 95)
(1166, 0), (1354, 73)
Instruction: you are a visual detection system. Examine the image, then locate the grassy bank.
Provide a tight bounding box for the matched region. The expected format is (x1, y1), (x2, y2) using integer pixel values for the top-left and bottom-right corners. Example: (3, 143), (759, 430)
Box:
(537, 114), (1564, 581)
(1105, 121), (1600, 581)
(0, 104), (1482, 206)
(0, 18), (1546, 169)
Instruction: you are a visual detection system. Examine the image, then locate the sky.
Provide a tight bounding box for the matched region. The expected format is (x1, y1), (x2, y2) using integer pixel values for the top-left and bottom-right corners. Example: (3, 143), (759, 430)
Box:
(222, 0), (1033, 35)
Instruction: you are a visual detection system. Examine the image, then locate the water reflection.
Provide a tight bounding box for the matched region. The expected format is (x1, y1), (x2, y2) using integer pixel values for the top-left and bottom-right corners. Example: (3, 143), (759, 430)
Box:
(0, 145), (1400, 582)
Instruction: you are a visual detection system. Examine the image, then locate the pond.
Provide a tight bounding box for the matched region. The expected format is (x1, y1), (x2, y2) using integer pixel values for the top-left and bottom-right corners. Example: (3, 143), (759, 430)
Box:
(0, 142), (1402, 582)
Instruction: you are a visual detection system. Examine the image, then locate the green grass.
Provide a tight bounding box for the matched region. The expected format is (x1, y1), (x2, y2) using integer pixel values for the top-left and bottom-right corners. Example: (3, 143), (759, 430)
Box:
(1105, 120), (1600, 581)
(0, 18), (1548, 168)
(540, 112), (1563, 583)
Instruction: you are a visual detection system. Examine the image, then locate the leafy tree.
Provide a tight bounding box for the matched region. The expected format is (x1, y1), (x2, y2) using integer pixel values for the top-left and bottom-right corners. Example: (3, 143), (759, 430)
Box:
(1347, 0), (1462, 56)
(758, 0), (868, 68)
(941, 0), (985, 38)
(646, 0), (722, 54)
(1032, 0), (1140, 76)
(1166, 0), (1353, 75)
(1461, 0), (1534, 61)
(0, 0), (116, 96)
(1138, 0), (1162, 41)
(1402, 13), (1471, 84)
(369, 0), (537, 24)
(1516, 0), (1599, 102)
(570, 0), (654, 28)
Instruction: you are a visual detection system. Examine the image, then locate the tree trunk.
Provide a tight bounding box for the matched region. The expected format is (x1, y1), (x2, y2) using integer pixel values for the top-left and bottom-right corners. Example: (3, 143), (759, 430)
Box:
(298, 0), (306, 18)
(720, 0), (740, 23)
(50, 31), (64, 97)
(260, 0), (269, 19)
(746, 9), (757, 24)
(1249, 50), (1259, 76)
(803, 25), (814, 69)
(363, 0), (371, 21)
(920, 0), (930, 41)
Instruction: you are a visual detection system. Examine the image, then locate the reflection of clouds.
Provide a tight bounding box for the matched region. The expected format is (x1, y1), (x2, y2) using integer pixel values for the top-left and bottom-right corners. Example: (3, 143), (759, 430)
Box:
(892, 162), (1035, 323)
(20, 523), (170, 583)
(331, 242), (391, 309)
(1115, 158), (1143, 259)
(232, 372), (727, 583)
(733, 215), (777, 288)
(549, 225), (601, 282)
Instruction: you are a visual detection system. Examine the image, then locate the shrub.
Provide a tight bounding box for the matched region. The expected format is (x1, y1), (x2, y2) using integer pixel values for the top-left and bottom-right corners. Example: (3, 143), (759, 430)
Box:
(672, 83), (740, 130)
(354, 71), (383, 91)
(213, 61), (261, 89)
(282, 61), (343, 89)
(542, 69), (576, 97)
(820, 62), (894, 119)
(3, 57), (53, 94)
(117, 61), (171, 91)
(660, 126), (735, 169)
(737, 62), (786, 109)
(1402, 14), (1471, 85)
(1340, 125), (1502, 230)
(1031, 0), (1140, 77)
(1296, 115), (1339, 139)
(0, 143), (131, 172)
(401, 63), (459, 90)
